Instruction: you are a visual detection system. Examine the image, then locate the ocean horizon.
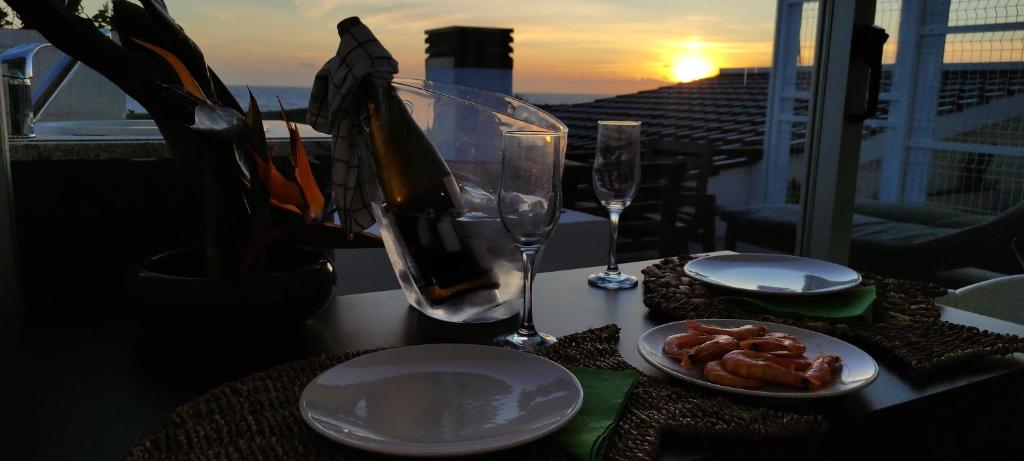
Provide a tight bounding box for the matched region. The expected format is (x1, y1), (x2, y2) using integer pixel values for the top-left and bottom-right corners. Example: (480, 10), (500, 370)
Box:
(126, 85), (612, 115)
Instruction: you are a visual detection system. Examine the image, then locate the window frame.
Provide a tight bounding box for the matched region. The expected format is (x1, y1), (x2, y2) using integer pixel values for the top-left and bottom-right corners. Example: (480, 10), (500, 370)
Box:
(795, 0), (879, 263)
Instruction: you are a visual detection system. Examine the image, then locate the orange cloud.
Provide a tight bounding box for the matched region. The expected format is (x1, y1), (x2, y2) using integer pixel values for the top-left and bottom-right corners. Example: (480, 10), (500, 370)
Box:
(79, 0), (774, 95)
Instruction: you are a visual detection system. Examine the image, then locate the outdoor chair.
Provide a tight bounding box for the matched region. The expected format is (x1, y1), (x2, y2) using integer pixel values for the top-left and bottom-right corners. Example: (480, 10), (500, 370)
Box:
(936, 274), (1024, 325)
(719, 199), (1024, 276)
(567, 140), (718, 258)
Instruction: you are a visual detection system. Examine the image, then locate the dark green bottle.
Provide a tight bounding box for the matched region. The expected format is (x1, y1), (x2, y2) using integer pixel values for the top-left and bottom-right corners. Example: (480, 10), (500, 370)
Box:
(363, 80), (497, 303)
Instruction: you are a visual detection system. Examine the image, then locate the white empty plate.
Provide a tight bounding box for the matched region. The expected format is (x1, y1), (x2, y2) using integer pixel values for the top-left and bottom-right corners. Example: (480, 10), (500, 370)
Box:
(683, 253), (862, 295)
(638, 319), (878, 398)
(300, 344), (583, 457)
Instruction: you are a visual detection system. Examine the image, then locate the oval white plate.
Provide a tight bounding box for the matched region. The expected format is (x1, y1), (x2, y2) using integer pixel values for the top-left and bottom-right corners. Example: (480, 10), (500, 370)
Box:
(638, 320), (878, 398)
(683, 253), (862, 296)
(300, 344), (583, 457)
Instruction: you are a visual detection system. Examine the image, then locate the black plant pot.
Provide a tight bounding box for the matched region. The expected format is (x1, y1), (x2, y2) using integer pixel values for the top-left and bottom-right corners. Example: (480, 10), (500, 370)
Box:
(134, 246), (335, 331)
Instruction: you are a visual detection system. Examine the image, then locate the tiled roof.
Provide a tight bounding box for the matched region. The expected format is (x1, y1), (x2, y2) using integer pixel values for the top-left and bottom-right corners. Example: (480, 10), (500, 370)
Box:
(546, 71), (769, 158)
(546, 66), (1024, 160)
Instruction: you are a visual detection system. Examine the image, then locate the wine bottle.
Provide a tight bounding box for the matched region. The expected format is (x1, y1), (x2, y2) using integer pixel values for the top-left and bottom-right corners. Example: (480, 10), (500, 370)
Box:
(363, 79), (497, 304)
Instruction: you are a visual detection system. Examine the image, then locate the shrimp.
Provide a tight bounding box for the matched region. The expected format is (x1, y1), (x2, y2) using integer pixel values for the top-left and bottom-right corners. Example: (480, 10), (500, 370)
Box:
(722, 350), (809, 388)
(662, 333), (720, 360)
(665, 333), (720, 348)
(804, 354), (843, 390)
(739, 337), (807, 357)
(684, 320), (767, 340)
(703, 360), (765, 389)
(684, 336), (740, 365)
(767, 355), (812, 372)
(762, 332), (799, 341)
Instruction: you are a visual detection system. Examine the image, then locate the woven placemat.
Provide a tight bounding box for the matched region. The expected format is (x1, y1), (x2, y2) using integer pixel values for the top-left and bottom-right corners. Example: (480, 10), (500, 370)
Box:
(125, 325), (825, 461)
(643, 256), (1024, 380)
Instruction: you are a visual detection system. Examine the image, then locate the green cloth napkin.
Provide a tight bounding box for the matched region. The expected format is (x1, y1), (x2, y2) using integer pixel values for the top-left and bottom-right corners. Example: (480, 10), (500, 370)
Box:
(717, 285), (877, 324)
(552, 366), (639, 461)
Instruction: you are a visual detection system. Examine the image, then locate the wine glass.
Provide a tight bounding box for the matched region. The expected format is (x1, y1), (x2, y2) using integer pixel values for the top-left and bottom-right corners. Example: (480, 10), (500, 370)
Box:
(588, 121), (642, 289)
(495, 130), (563, 351)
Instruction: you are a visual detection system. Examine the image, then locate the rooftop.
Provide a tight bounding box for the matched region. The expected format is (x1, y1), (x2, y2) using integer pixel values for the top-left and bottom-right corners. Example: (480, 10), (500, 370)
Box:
(546, 65), (1024, 160)
(547, 69), (769, 158)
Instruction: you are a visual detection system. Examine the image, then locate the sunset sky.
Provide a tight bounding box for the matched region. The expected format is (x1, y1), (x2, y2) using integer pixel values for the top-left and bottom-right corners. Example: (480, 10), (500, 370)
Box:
(80, 0), (778, 95)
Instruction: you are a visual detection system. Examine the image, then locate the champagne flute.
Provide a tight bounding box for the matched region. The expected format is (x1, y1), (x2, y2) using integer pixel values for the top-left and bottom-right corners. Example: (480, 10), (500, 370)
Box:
(495, 130), (562, 351)
(588, 121), (641, 289)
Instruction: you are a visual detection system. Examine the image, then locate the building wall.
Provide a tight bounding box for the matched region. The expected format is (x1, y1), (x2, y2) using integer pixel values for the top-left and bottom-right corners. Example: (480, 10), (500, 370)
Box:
(708, 163), (759, 237)
(425, 67), (513, 96)
(0, 29), (127, 121)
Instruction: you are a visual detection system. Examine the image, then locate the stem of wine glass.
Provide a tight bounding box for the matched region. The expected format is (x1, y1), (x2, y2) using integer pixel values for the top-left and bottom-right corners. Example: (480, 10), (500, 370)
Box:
(517, 245), (540, 336)
(606, 207), (622, 274)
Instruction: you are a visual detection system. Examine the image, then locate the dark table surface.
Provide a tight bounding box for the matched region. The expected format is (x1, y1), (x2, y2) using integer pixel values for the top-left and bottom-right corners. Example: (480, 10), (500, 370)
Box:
(6, 260), (1024, 460)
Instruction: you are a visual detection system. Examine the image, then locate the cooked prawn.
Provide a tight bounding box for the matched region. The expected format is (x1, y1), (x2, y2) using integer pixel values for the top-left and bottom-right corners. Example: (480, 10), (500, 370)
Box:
(767, 355), (812, 371)
(684, 320), (767, 340)
(665, 333), (720, 348)
(804, 354), (843, 390)
(762, 332), (798, 341)
(662, 333), (721, 359)
(703, 360), (765, 389)
(722, 350), (809, 388)
(739, 337), (807, 357)
(684, 336), (739, 365)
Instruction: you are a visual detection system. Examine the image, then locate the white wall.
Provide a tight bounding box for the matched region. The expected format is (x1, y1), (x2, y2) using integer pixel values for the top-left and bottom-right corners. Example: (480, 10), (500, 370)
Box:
(425, 67), (513, 96)
(708, 162), (759, 237)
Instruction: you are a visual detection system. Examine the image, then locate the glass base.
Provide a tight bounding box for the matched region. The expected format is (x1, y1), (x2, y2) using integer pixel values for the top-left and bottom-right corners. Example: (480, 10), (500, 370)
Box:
(495, 329), (557, 351)
(588, 271), (639, 289)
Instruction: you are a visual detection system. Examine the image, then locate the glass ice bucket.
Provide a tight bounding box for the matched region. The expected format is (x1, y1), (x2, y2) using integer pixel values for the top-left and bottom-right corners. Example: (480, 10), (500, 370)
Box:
(362, 79), (568, 323)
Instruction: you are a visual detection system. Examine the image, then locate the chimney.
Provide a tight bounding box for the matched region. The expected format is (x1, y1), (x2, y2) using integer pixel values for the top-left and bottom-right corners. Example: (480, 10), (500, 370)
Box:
(424, 26), (513, 95)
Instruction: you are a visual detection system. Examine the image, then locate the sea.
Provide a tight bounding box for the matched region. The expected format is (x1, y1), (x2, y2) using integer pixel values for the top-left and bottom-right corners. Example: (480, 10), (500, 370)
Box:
(126, 85), (611, 115)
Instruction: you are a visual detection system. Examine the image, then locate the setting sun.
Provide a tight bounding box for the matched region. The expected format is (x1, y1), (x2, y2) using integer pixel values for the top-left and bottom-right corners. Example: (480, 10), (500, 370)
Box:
(672, 55), (718, 83)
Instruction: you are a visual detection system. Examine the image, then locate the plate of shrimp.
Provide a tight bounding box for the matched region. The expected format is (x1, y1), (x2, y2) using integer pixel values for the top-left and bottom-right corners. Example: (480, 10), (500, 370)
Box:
(638, 319), (878, 398)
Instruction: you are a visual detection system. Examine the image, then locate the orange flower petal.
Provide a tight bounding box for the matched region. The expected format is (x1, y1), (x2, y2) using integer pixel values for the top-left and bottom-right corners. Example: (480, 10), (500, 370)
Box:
(288, 124), (325, 220)
(245, 142), (306, 213)
(131, 38), (207, 101)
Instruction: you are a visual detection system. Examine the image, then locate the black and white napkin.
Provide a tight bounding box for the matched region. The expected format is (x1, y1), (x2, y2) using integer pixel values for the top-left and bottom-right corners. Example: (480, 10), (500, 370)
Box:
(308, 16), (399, 233)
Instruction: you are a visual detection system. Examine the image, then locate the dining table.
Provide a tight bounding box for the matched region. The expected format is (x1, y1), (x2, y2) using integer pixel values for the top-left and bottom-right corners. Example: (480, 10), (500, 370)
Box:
(5, 258), (1024, 460)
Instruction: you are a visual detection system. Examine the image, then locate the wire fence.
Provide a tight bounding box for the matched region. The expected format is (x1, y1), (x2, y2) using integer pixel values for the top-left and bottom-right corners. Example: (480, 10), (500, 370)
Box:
(848, 0), (1024, 215)
(772, 0), (1023, 216)
(916, 0), (1024, 214)
(924, 149), (1024, 212)
(947, 0), (1024, 26)
(795, 0), (819, 93)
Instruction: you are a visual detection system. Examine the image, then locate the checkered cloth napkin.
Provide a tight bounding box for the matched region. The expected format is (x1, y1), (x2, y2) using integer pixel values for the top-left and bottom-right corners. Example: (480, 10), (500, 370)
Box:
(307, 17), (399, 233)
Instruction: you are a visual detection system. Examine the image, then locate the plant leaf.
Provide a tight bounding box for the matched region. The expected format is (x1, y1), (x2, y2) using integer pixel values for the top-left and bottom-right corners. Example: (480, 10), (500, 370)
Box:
(192, 102), (246, 139)
(279, 98), (324, 220)
(131, 37), (206, 100)
(136, 0), (215, 99)
(270, 198), (302, 215)
(245, 143), (306, 215)
(290, 127), (324, 220)
(246, 89), (268, 150)
(210, 70), (244, 114)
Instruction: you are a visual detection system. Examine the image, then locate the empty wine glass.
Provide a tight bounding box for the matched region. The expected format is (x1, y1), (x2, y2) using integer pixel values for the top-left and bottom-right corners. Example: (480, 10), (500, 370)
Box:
(495, 130), (563, 351)
(588, 121), (641, 289)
